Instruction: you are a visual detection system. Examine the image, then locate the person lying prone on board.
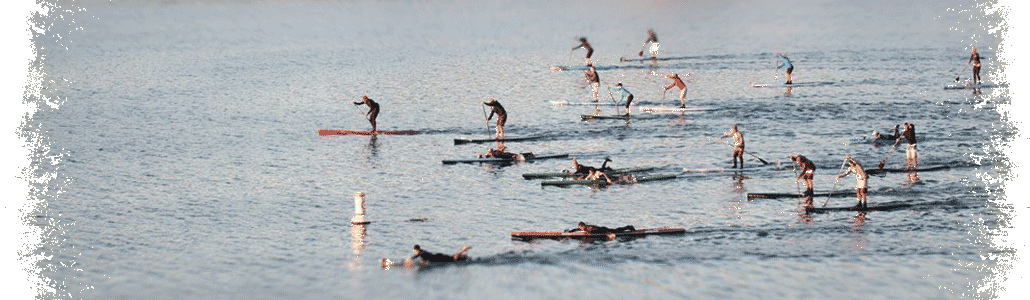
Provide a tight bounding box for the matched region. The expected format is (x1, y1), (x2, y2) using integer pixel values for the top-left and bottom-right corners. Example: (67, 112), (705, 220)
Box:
(564, 222), (637, 239)
(582, 169), (636, 184)
(381, 244), (471, 269)
(480, 145), (534, 161)
(569, 157), (613, 176)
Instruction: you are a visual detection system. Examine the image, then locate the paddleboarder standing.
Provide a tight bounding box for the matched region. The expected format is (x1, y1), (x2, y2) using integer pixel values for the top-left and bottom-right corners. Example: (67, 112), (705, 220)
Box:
(353, 95), (380, 132)
(572, 37), (594, 65)
(776, 52), (794, 84)
(663, 73), (688, 108)
(585, 63), (600, 103)
(382, 244), (471, 269)
(790, 154), (816, 206)
(898, 122), (917, 171)
(837, 155), (868, 209)
(638, 29), (659, 62)
(969, 46), (982, 85)
(484, 97), (507, 139)
(721, 125), (745, 168)
(612, 82), (634, 114)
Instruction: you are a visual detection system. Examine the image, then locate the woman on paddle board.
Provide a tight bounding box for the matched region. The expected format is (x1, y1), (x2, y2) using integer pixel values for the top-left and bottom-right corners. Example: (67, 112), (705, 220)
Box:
(790, 154), (816, 206)
(484, 97), (507, 139)
(663, 73), (688, 108)
(837, 155), (869, 209)
(899, 122), (917, 171)
(584, 64), (600, 103)
(353, 95), (380, 132)
(612, 82), (634, 114)
(720, 125), (745, 169)
(572, 37), (594, 65)
(969, 46), (982, 84)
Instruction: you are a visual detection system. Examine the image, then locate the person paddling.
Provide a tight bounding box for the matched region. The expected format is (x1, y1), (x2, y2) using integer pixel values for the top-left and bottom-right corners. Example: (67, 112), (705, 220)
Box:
(720, 125), (746, 169)
(790, 154), (816, 207)
(353, 95), (380, 132)
(612, 82), (634, 115)
(776, 52), (794, 84)
(837, 155), (869, 209)
(663, 73), (688, 108)
(381, 244), (471, 269)
(565, 221), (636, 239)
(969, 46), (982, 85)
(898, 122), (917, 171)
(638, 29), (659, 62)
(572, 37), (594, 65)
(585, 63), (601, 103)
(483, 97), (507, 140)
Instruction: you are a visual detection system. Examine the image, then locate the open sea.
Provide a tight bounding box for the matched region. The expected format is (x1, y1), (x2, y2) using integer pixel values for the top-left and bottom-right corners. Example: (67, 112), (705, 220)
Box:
(20, 0), (1026, 299)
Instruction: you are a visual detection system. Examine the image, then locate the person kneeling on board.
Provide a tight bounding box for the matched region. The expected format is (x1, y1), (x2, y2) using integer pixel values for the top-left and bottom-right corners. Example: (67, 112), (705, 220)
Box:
(837, 155), (868, 209)
(565, 222), (636, 239)
(484, 97), (507, 140)
(381, 244), (472, 269)
(790, 154), (816, 206)
(570, 157), (613, 177)
(353, 95), (380, 132)
(720, 125), (746, 169)
(612, 82), (634, 115)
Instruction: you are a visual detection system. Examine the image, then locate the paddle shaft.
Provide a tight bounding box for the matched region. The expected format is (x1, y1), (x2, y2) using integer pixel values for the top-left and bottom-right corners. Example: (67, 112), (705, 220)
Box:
(480, 103), (492, 138)
(823, 156), (849, 207)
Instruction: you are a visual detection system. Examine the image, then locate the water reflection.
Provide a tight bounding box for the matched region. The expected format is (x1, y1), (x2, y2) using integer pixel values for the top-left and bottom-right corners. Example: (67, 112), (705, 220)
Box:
(348, 224), (367, 271)
(366, 135), (378, 158)
(784, 86), (793, 96)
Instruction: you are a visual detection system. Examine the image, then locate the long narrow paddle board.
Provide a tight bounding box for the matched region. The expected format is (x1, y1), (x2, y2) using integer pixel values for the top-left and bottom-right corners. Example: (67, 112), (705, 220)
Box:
(747, 191), (857, 200)
(453, 135), (545, 145)
(511, 227), (686, 240)
(682, 166), (768, 173)
(540, 173), (678, 187)
(805, 203), (914, 213)
(637, 106), (719, 113)
(580, 114), (654, 120)
(522, 166), (657, 179)
(441, 153), (569, 165)
(866, 165), (950, 175)
(318, 129), (420, 136)
(943, 82), (1006, 90)
(752, 81), (834, 88)
(551, 101), (624, 106)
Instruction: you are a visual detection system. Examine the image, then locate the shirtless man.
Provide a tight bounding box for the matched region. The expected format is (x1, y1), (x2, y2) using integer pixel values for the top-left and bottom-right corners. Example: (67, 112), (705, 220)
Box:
(790, 154), (816, 206)
(776, 52), (794, 84)
(638, 29), (659, 62)
(721, 125), (745, 168)
(969, 46), (982, 85)
(381, 244), (471, 269)
(572, 37), (594, 65)
(585, 64), (600, 103)
(837, 155), (869, 208)
(353, 95), (380, 132)
(612, 82), (634, 114)
(898, 122), (917, 171)
(484, 97), (506, 139)
(664, 73), (688, 108)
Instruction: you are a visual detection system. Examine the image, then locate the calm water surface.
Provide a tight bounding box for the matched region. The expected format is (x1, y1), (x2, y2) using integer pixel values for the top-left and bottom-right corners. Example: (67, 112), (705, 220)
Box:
(30, 0), (1014, 299)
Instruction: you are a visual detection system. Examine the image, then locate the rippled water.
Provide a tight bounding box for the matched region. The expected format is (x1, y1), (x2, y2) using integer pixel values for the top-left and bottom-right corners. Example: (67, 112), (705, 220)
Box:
(29, 0), (1015, 299)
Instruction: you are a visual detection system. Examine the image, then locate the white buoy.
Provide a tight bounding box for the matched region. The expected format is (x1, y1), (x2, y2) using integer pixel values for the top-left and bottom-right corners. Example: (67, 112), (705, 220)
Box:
(351, 192), (370, 225)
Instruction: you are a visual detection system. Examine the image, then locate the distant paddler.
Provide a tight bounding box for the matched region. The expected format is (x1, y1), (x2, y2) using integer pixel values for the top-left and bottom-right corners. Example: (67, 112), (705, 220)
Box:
(353, 95), (380, 132)
(969, 46), (982, 85)
(483, 97), (507, 139)
(572, 37), (594, 65)
(776, 52), (794, 84)
(789, 154), (816, 206)
(898, 122), (917, 171)
(837, 155), (868, 209)
(638, 29), (659, 62)
(720, 125), (745, 169)
(663, 73), (688, 108)
(565, 221), (637, 239)
(381, 244), (472, 269)
(585, 63), (601, 103)
(611, 82), (634, 114)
